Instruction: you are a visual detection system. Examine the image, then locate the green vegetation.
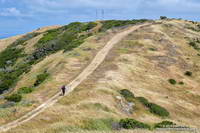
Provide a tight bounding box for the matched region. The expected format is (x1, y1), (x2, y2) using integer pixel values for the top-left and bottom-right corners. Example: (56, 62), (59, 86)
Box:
(179, 81), (184, 85)
(137, 97), (170, 117)
(100, 19), (148, 31)
(185, 71), (192, 76)
(149, 48), (157, 51)
(0, 33), (40, 94)
(154, 121), (176, 128)
(168, 79), (177, 85)
(83, 118), (115, 131)
(32, 22), (97, 62)
(17, 87), (34, 94)
(5, 93), (22, 102)
(120, 89), (135, 102)
(38, 29), (61, 45)
(83, 22), (97, 31)
(0, 22), (98, 94)
(160, 16), (167, 20)
(34, 72), (49, 87)
(119, 118), (151, 129)
(189, 41), (200, 50)
(148, 103), (170, 117)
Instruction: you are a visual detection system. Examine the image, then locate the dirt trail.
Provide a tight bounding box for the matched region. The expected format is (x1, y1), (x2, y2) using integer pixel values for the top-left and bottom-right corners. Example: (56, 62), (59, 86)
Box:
(0, 23), (151, 132)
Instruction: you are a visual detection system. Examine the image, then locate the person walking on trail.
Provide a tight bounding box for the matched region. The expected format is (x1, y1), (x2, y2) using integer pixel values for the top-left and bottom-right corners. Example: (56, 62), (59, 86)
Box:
(61, 85), (66, 96)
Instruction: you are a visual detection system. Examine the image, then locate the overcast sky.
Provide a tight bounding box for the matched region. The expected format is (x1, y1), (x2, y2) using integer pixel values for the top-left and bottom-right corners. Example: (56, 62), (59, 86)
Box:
(0, 0), (200, 38)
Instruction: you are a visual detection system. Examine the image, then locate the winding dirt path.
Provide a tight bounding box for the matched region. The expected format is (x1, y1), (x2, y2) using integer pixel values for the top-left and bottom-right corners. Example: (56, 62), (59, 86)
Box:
(0, 23), (151, 132)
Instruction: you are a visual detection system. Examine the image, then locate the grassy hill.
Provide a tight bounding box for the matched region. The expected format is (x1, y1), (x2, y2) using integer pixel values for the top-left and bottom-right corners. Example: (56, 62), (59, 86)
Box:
(0, 19), (200, 133)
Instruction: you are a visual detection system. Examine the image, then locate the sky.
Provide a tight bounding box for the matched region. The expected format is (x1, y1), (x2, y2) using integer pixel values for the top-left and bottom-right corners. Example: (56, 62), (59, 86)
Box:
(0, 0), (200, 39)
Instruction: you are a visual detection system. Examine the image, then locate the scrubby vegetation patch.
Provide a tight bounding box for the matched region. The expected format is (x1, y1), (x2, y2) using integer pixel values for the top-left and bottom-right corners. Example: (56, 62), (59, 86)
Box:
(119, 118), (151, 129)
(137, 97), (169, 117)
(5, 93), (22, 103)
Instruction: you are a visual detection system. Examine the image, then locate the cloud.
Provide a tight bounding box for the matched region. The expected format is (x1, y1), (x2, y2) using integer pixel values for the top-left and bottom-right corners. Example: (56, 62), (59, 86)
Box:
(0, 8), (22, 16)
(19, 0), (200, 15)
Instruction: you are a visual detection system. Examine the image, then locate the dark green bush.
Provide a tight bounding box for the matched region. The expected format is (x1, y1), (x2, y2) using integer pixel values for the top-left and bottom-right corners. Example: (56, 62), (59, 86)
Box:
(189, 41), (200, 50)
(137, 97), (169, 117)
(5, 93), (22, 102)
(179, 81), (184, 85)
(137, 97), (149, 106)
(168, 79), (177, 85)
(154, 121), (176, 128)
(148, 103), (169, 117)
(120, 89), (135, 101)
(34, 73), (49, 87)
(185, 71), (192, 76)
(160, 16), (167, 20)
(119, 118), (151, 129)
(18, 87), (34, 94)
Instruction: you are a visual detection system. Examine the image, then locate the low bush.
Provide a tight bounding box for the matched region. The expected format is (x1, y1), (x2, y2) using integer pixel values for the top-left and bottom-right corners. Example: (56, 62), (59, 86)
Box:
(34, 72), (49, 87)
(160, 16), (167, 20)
(148, 103), (169, 117)
(154, 121), (176, 128)
(17, 87), (34, 94)
(168, 79), (176, 85)
(119, 118), (151, 129)
(120, 89), (135, 101)
(137, 97), (149, 106)
(5, 93), (22, 102)
(185, 71), (192, 76)
(137, 97), (169, 117)
(179, 82), (184, 85)
(189, 41), (200, 50)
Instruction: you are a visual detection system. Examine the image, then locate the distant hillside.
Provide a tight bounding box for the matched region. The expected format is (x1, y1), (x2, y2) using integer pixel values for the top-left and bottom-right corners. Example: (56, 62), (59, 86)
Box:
(0, 19), (200, 133)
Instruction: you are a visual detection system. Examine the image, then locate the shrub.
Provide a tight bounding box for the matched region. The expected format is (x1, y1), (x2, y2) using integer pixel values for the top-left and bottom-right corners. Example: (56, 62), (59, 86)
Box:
(149, 48), (157, 51)
(119, 118), (151, 129)
(168, 79), (176, 85)
(189, 41), (200, 50)
(179, 82), (184, 85)
(34, 73), (49, 87)
(148, 103), (169, 117)
(5, 93), (22, 102)
(120, 89), (135, 101)
(18, 87), (34, 94)
(185, 71), (192, 76)
(154, 121), (176, 128)
(137, 97), (169, 117)
(137, 97), (149, 106)
(160, 16), (167, 20)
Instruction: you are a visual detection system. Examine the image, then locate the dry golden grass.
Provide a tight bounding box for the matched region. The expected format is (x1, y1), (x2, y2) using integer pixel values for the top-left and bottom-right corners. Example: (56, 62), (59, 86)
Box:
(2, 20), (200, 133)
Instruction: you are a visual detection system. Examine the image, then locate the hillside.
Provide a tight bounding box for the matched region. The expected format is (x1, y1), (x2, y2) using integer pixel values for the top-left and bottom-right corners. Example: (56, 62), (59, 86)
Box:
(0, 19), (200, 133)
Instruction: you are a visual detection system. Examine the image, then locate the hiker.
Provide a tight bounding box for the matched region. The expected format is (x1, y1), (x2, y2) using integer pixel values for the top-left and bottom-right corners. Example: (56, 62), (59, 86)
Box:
(61, 85), (66, 96)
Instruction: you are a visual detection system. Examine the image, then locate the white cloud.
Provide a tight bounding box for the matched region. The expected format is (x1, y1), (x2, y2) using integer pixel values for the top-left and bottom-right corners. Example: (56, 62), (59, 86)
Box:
(0, 8), (22, 16)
